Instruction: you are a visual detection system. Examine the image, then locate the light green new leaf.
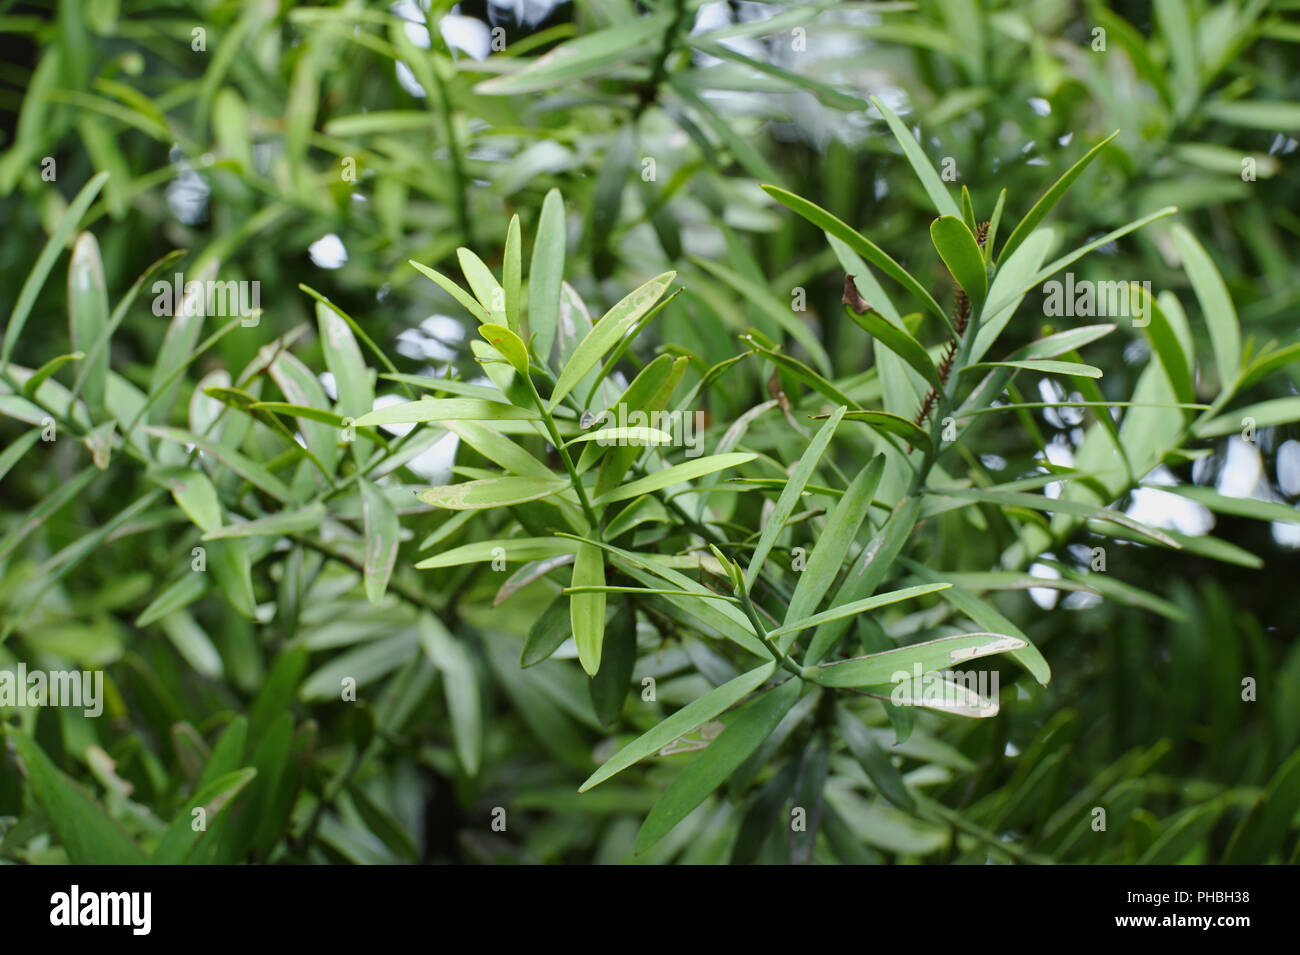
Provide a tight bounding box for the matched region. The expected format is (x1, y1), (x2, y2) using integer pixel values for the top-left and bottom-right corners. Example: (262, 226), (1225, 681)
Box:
(593, 452), (757, 506)
(408, 260), (491, 324)
(571, 542), (606, 675)
(353, 397), (539, 427)
(869, 95), (961, 219)
(1171, 223), (1240, 387)
(771, 583), (951, 642)
(549, 271), (675, 411)
(415, 536), (577, 569)
(458, 247), (506, 324)
(1158, 485), (1300, 525)
(745, 406), (845, 591)
(503, 215), (522, 334)
(360, 477), (400, 603)
(418, 476), (568, 510)
(635, 677), (802, 853)
(1195, 397), (1300, 437)
(814, 631), (1026, 687)
(316, 300), (372, 421)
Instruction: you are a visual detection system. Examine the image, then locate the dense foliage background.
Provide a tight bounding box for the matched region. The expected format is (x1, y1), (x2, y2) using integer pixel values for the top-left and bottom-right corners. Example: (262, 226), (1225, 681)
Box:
(1, 0), (1298, 864)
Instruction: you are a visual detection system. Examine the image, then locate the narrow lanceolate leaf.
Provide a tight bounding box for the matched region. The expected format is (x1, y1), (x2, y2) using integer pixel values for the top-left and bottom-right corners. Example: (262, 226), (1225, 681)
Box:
(503, 215), (522, 334)
(150, 768), (257, 864)
(771, 583), (952, 642)
(745, 406), (846, 591)
(571, 542), (607, 675)
(360, 477), (400, 603)
(1195, 397), (1300, 437)
(457, 248), (506, 324)
(202, 503), (326, 540)
(316, 300), (372, 421)
(0, 467), (97, 563)
(530, 189), (566, 363)
(418, 476), (568, 510)
(785, 455), (885, 625)
(581, 662), (777, 792)
(869, 95), (961, 219)
(445, 420), (553, 479)
(5, 728), (145, 864)
(841, 410), (933, 452)
(419, 613), (482, 776)
(843, 295), (943, 389)
(549, 272), (675, 411)
(593, 452), (757, 506)
(144, 426), (291, 501)
(762, 185), (947, 324)
(1171, 223), (1241, 388)
(814, 631), (1027, 687)
(2, 171), (109, 367)
(837, 709), (915, 810)
(478, 323), (529, 375)
(998, 131), (1118, 263)
(408, 260), (491, 324)
(353, 397), (539, 427)
(23, 352), (83, 398)
(930, 216), (987, 313)
(415, 537), (577, 569)
(928, 487), (1179, 547)
(149, 260), (217, 425)
(635, 677), (802, 853)
(1158, 485), (1300, 525)
(964, 359), (1103, 378)
(903, 560), (1051, 686)
(67, 232), (109, 413)
(155, 467), (222, 534)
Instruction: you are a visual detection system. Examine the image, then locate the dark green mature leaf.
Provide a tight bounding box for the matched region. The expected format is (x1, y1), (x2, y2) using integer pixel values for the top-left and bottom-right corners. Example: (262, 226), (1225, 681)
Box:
(635, 676), (803, 853)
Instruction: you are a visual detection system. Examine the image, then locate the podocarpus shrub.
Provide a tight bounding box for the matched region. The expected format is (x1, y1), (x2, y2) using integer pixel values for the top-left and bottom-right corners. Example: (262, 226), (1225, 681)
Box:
(4, 99), (1299, 863)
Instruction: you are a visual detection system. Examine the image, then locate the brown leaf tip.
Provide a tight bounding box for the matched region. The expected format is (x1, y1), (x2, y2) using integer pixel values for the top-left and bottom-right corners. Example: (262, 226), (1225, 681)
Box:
(842, 275), (871, 314)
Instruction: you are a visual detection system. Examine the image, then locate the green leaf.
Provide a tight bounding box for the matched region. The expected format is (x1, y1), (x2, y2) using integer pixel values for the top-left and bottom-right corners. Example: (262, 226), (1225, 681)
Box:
(840, 409), (933, 452)
(503, 215), (522, 334)
(530, 188), (566, 362)
(418, 476), (568, 510)
(23, 352), (84, 398)
(408, 260), (491, 324)
(571, 541), (607, 675)
(785, 455), (885, 625)
(745, 406), (845, 590)
(772, 583), (952, 642)
(1171, 223), (1241, 388)
(155, 467), (223, 534)
(635, 677), (802, 853)
(202, 503), (326, 540)
(5, 727), (145, 864)
(813, 630), (1026, 687)
(549, 271), (675, 411)
(66, 232), (109, 413)
(1158, 485), (1300, 525)
(590, 603), (637, 726)
(930, 215), (987, 313)
(478, 322), (530, 375)
(1195, 397), (1300, 437)
(144, 426), (291, 502)
(419, 613), (482, 776)
(353, 397), (539, 427)
(415, 536), (577, 569)
(150, 768), (257, 864)
(457, 247), (506, 324)
(869, 95), (961, 219)
(964, 359), (1103, 378)
(316, 300), (373, 421)
(762, 185), (948, 326)
(998, 131), (1118, 263)
(837, 709), (915, 810)
(581, 661), (777, 792)
(475, 10), (675, 94)
(0, 467), (97, 563)
(592, 452), (757, 506)
(2, 171), (109, 367)
(843, 303), (943, 390)
(359, 477), (400, 603)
